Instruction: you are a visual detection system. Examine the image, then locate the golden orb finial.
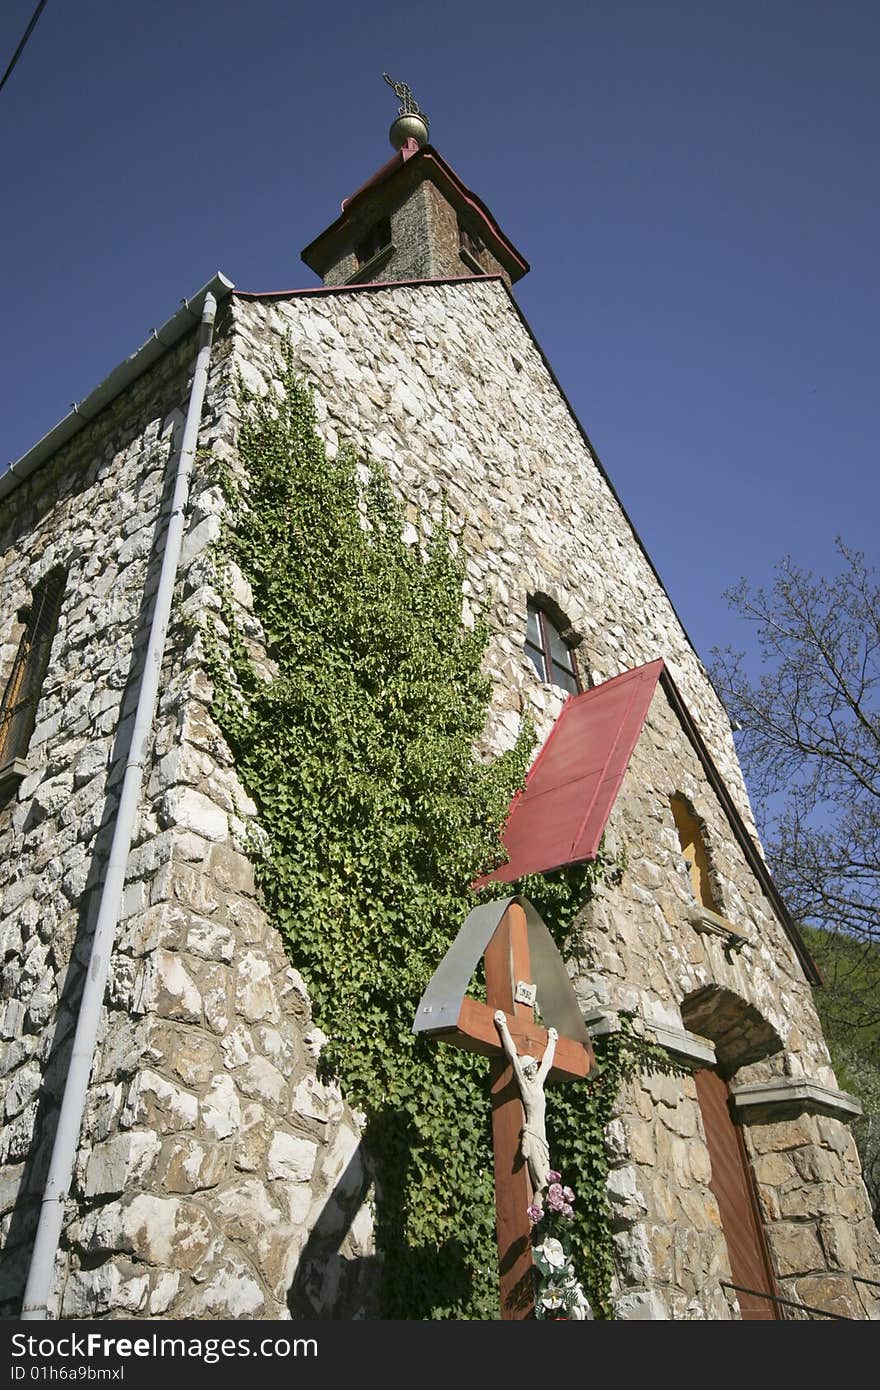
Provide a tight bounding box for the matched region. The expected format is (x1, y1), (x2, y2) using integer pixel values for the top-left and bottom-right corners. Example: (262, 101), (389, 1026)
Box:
(383, 72), (430, 149)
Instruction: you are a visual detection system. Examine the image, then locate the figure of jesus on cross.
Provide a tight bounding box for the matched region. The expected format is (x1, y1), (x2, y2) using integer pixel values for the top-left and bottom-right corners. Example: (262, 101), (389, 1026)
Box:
(493, 1009), (557, 1199)
(414, 897), (595, 1318)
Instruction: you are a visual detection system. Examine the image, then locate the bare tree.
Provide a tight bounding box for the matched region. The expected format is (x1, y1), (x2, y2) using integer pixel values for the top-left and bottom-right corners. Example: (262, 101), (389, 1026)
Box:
(711, 541), (879, 964)
(712, 541), (880, 1223)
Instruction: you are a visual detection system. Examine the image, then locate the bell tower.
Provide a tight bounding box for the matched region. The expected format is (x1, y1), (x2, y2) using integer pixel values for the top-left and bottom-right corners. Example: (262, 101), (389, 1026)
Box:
(300, 75), (529, 289)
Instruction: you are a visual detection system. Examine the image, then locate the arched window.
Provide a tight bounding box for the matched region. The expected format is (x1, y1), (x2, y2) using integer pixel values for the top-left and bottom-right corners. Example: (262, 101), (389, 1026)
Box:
(0, 567), (66, 782)
(671, 794), (717, 911)
(524, 598), (581, 695)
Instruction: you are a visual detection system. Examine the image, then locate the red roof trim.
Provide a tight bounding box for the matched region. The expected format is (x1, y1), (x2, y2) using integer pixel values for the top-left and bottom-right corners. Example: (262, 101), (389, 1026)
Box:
(475, 660), (664, 886)
(340, 137), (419, 209)
(418, 147), (529, 274)
(571, 659), (665, 859)
(233, 273), (501, 302)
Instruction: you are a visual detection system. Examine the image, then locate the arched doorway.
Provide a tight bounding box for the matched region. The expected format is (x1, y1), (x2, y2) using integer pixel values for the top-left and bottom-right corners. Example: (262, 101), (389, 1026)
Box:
(692, 1066), (780, 1319)
(683, 986), (785, 1321)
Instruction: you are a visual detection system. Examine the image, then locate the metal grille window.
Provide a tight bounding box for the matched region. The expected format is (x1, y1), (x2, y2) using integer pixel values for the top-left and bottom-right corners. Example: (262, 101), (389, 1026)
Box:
(0, 567), (66, 772)
(524, 599), (580, 696)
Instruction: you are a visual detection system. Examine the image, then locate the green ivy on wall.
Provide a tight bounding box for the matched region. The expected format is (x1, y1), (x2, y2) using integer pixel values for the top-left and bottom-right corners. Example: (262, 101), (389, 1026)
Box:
(208, 351), (678, 1318)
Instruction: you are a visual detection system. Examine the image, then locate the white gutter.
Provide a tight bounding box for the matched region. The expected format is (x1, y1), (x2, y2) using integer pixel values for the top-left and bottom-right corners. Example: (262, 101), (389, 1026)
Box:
(0, 272), (234, 504)
(20, 291), (220, 1320)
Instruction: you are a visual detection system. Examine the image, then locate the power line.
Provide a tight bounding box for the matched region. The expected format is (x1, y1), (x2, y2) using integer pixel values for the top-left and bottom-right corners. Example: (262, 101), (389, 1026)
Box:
(0, 0), (49, 96)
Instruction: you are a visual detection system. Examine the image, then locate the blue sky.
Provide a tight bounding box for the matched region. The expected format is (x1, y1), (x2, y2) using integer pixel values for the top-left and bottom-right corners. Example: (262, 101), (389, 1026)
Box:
(1, 0), (877, 674)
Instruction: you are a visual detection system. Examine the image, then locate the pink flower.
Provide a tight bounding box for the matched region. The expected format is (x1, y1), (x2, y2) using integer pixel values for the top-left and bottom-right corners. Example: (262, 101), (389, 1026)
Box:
(562, 1203), (574, 1217)
(527, 1203), (544, 1225)
(546, 1170), (561, 1184)
(562, 1186), (575, 1202)
(547, 1183), (565, 1211)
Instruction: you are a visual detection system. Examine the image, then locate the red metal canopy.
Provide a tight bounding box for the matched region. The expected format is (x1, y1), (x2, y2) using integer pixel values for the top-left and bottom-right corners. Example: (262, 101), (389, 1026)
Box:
(476, 659), (664, 885)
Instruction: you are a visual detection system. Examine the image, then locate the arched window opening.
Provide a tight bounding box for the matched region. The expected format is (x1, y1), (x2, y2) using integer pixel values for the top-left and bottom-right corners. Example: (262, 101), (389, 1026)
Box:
(0, 567), (66, 777)
(671, 794), (717, 912)
(524, 597), (581, 696)
(355, 216), (392, 268)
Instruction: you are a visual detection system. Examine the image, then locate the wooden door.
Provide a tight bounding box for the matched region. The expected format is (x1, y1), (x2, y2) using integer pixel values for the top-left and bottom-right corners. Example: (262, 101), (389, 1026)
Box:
(693, 1067), (781, 1320)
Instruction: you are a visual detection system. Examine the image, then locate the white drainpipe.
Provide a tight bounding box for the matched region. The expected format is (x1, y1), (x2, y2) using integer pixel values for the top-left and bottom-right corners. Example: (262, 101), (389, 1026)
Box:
(21, 291), (219, 1320)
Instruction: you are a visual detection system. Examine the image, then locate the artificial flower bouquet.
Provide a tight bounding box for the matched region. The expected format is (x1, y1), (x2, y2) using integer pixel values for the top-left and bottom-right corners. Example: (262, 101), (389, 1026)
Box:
(528, 1171), (592, 1319)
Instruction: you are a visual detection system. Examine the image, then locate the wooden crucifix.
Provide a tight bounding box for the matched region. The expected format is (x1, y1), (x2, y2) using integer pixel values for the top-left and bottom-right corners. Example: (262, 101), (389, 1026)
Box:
(412, 896), (595, 1319)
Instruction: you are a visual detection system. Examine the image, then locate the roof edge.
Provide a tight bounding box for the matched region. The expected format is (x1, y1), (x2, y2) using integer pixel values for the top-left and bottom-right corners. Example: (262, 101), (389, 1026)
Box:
(234, 271), (502, 301)
(1, 272), (235, 505)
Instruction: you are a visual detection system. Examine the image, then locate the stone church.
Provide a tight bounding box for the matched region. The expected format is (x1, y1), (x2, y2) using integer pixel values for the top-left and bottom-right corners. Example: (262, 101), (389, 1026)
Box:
(1, 92), (878, 1321)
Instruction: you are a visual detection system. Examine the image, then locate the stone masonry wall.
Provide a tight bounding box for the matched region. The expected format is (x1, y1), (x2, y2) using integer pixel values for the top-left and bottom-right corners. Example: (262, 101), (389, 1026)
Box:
(581, 684), (880, 1318)
(0, 305), (374, 1318)
(230, 279), (880, 1318)
(2, 270), (876, 1320)
(231, 280), (757, 832)
(1, 331), (201, 1312)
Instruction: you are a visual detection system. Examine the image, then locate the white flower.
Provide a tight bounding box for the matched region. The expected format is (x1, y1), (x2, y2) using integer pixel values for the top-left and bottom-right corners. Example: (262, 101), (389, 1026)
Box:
(536, 1236), (566, 1268)
(541, 1286), (566, 1312)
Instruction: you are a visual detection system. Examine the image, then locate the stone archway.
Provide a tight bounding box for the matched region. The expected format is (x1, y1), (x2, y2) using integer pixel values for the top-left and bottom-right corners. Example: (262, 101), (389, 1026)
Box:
(681, 984), (783, 1078)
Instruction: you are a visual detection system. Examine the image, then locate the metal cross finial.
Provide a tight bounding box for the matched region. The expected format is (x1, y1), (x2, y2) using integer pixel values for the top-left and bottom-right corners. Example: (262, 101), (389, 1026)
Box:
(383, 72), (428, 123)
